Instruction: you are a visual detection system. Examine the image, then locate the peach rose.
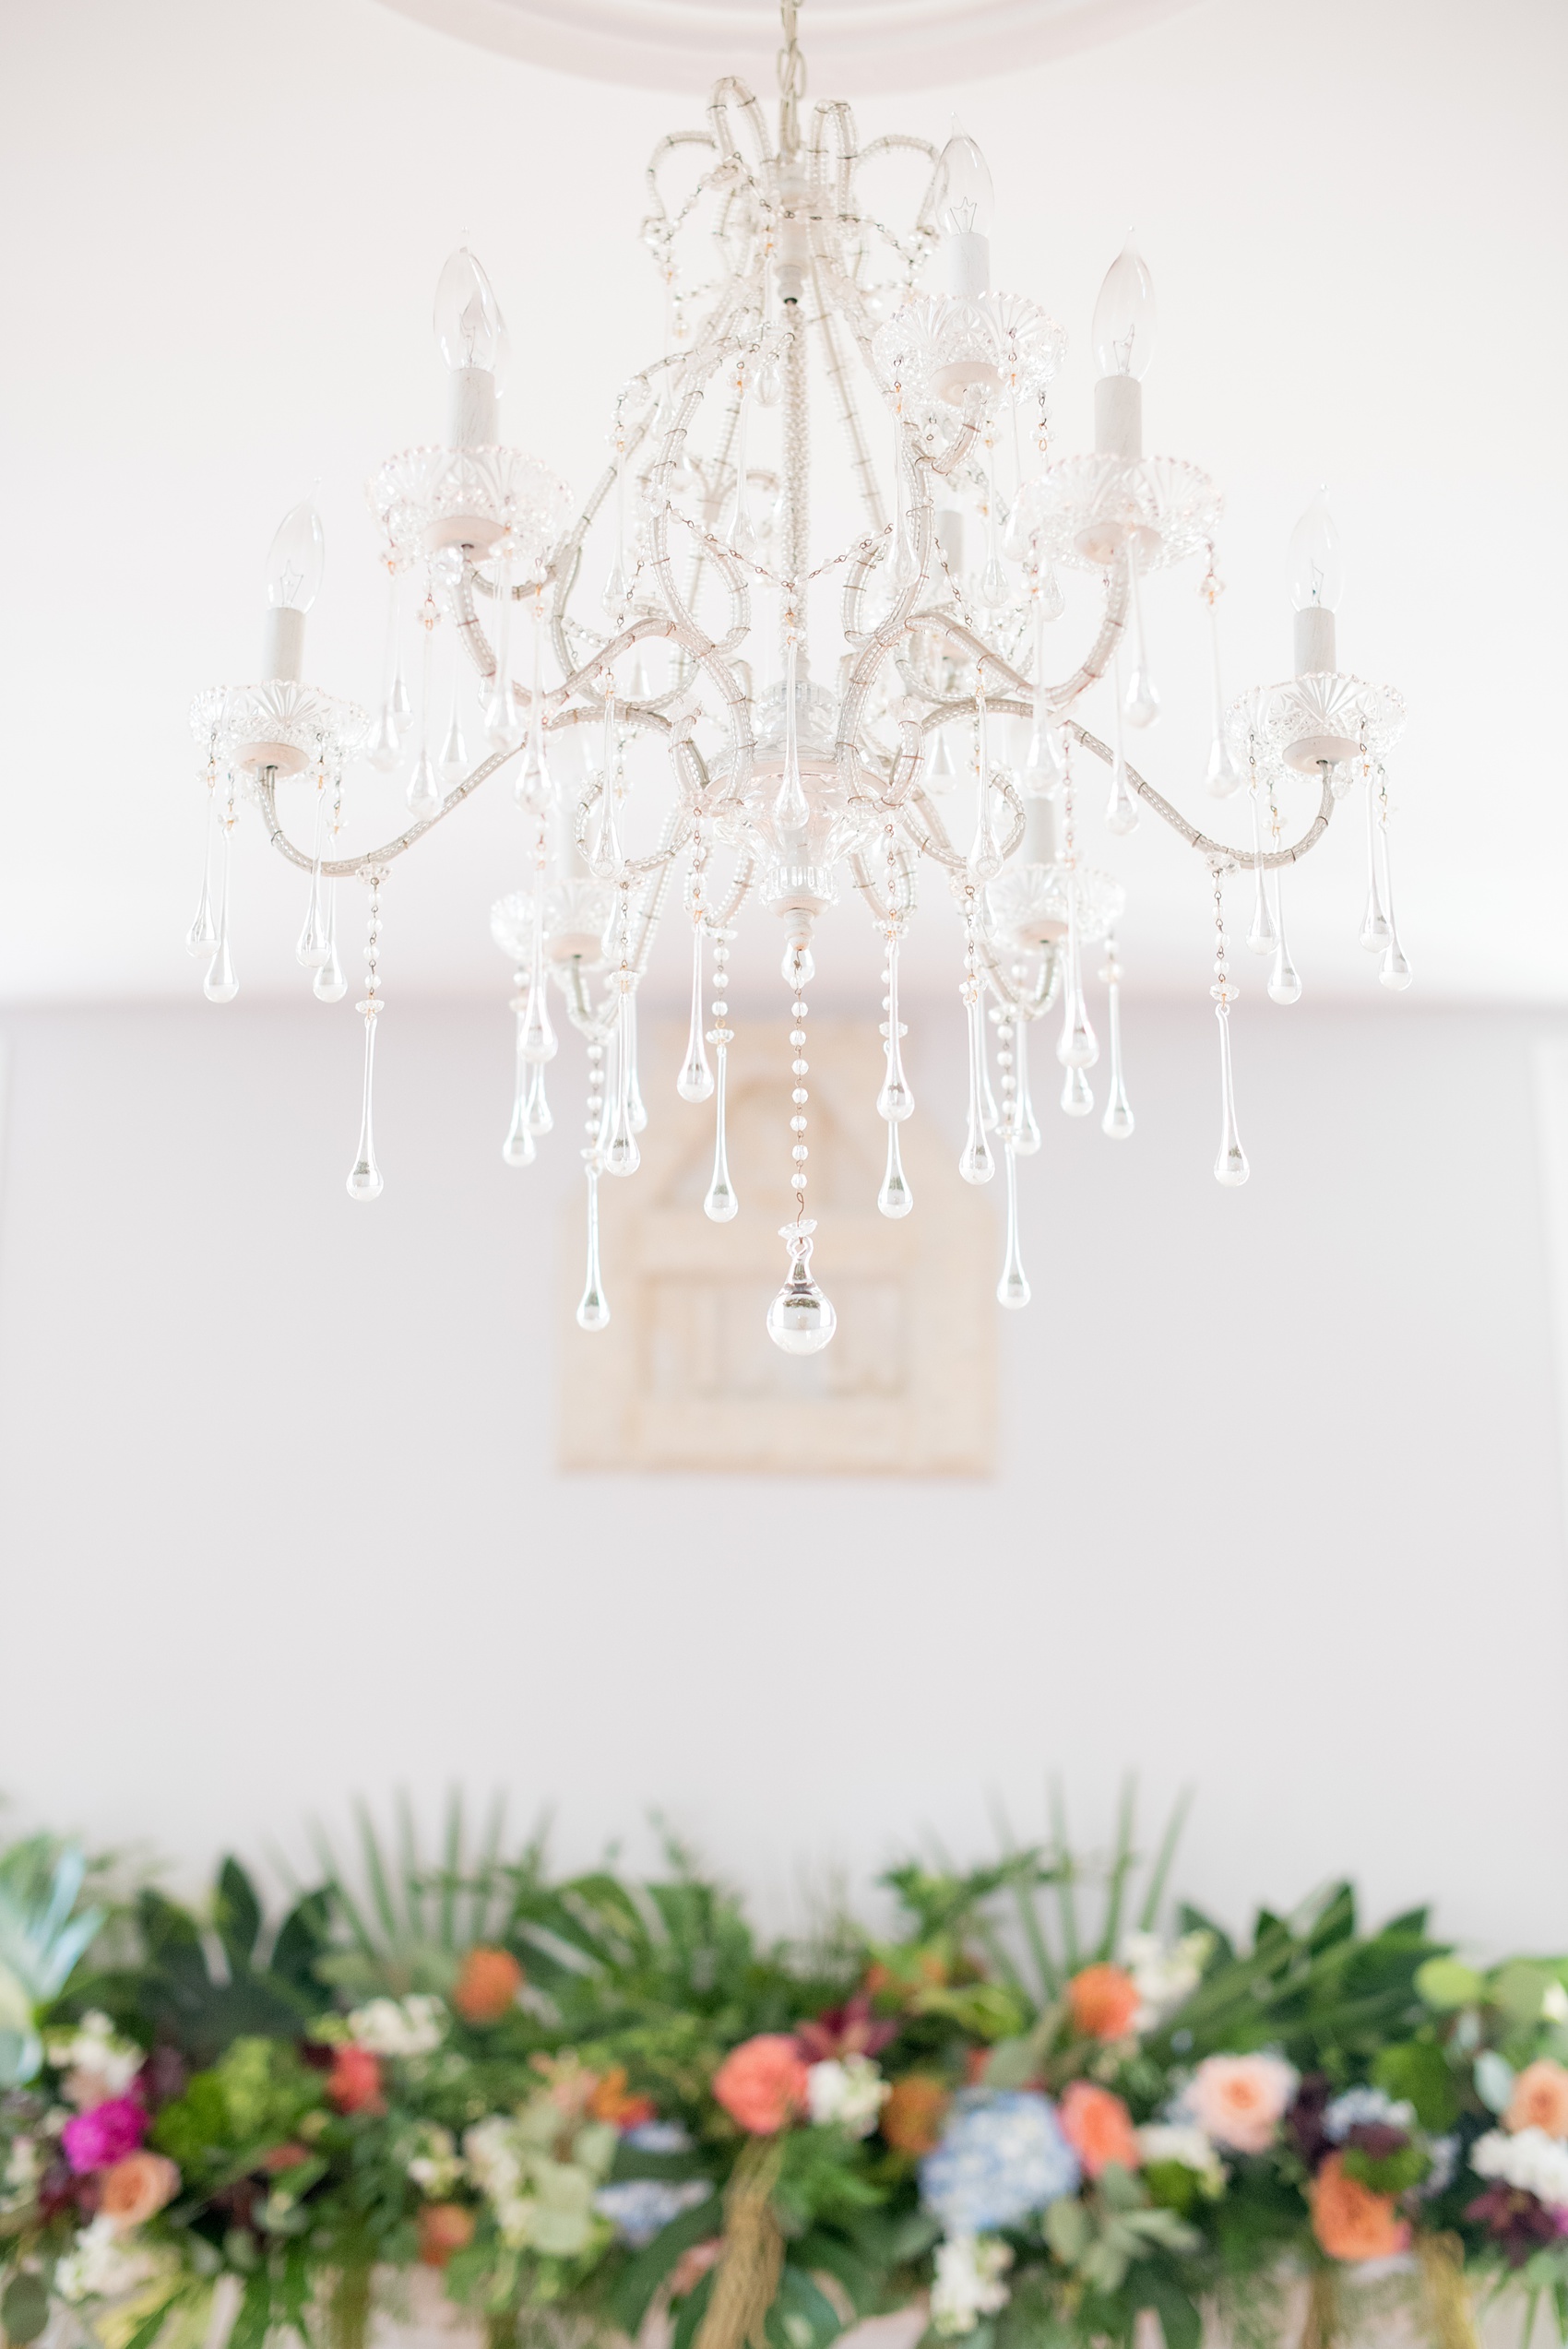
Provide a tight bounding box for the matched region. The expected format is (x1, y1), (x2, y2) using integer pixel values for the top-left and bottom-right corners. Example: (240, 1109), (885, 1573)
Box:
(1310, 2151), (1411, 2262)
(1505, 2060), (1568, 2140)
(327, 2045), (384, 2116)
(418, 2203), (476, 2268)
(1059, 2082), (1142, 2178)
(1068, 1964), (1141, 2043)
(1183, 2053), (1298, 2153)
(99, 2151), (179, 2232)
(881, 2076), (951, 2158)
(453, 1947), (525, 2026)
(711, 2035), (810, 2134)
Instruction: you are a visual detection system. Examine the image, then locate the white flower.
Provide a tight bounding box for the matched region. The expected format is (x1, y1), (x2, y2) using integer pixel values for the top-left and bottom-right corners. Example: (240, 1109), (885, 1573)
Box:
(1135, 2124), (1228, 2197)
(43, 2012), (144, 2110)
(53, 2216), (158, 2305)
(344, 1995), (446, 2058)
(1324, 2088), (1415, 2142)
(807, 2056), (890, 2140)
(1122, 1933), (1210, 2031)
(407, 2124), (467, 2198)
(1545, 1984), (1568, 2025)
(463, 2117), (524, 2207)
(931, 2236), (1013, 2338)
(1472, 2128), (1568, 2212)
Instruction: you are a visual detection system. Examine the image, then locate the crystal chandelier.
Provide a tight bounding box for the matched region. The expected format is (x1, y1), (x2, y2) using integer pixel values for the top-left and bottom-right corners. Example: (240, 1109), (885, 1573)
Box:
(187, 1), (1408, 1355)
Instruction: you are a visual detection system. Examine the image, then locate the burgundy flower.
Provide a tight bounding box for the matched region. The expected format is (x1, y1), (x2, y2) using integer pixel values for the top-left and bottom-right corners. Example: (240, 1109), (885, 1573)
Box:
(795, 1996), (897, 2064)
(61, 2097), (148, 2174)
(1466, 2185), (1568, 2268)
(138, 2045), (187, 2112)
(1346, 2122), (1411, 2161)
(1287, 2073), (1334, 2171)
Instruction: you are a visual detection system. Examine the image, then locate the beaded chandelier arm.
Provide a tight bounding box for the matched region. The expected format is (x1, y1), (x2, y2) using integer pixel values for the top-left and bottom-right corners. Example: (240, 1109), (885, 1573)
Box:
(187, 0), (1409, 1341)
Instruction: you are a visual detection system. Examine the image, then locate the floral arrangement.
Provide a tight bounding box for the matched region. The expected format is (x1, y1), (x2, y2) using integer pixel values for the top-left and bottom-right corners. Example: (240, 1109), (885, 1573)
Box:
(2, 1801), (1566, 2349)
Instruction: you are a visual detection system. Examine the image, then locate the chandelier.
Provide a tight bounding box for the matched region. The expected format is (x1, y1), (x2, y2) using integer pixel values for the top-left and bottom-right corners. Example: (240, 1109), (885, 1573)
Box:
(187, 1), (1408, 1356)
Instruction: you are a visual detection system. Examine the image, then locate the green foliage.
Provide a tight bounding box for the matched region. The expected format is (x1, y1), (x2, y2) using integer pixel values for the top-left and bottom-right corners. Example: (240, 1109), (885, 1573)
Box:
(0, 1838), (103, 2085)
(1372, 2038), (1459, 2130)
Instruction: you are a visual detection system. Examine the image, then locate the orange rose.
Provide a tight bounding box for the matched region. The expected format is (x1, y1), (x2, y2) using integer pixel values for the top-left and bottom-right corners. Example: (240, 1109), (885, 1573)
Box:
(711, 2035), (810, 2134)
(100, 2152), (179, 2231)
(588, 2065), (657, 2130)
(1505, 2060), (1568, 2139)
(881, 2076), (950, 2157)
(418, 2203), (476, 2268)
(327, 2045), (384, 2115)
(1059, 2081), (1141, 2178)
(453, 1946), (524, 2026)
(1067, 1964), (1141, 2042)
(1309, 2152), (1411, 2262)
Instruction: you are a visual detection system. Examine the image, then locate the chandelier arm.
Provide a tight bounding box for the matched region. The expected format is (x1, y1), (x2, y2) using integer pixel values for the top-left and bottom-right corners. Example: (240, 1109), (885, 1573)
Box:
(707, 78), (775, 176)
(253, 743), (519, 880)
(1063, 721), (1337, 869)
(814, 301), (886, 535)
(701, 850), (757, 932)
(780, 296), (810, 659)
(644, 378), (758, 801)
(808, 96), (860, 229)
(897, 787), (969, 876)
(992, 773), (1027, 866)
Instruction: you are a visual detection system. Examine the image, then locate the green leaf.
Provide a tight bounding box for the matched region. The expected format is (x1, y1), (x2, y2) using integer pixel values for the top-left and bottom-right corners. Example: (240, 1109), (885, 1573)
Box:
(214, 1860), (264, 1975)
(1134, 2274), (1203, 2349)
(1416, 1958), (1485, 2012)
(2, 2273), (51, 2345)
(1373, 2040), (1460, 2130)
(118, 2297), (184, 2349)
(269, 1890), (332, 1997)
(671, 2271), (716, 2349)
(227, 2270), (271, 2349)
(1045, 2197), (1092, 2264)
(767, 2267), (845, 2349)
(607, 2191), (721, 2333)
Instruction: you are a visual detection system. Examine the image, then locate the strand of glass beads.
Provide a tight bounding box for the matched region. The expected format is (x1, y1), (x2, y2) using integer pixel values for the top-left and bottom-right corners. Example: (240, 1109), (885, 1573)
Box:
(704, 924), (737, 1220)
(576, 1028), (611, 1331)
(766, 945), (836, 1354)
(347, 871), (386, 1201)
(1211, 863), (1249, 1187)
(315, 771), (348, 1003)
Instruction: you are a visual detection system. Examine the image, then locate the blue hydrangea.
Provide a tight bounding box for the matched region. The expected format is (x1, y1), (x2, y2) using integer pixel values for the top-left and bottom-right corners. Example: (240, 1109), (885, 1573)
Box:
(593, 2178), (712, 2247)
(920, 2089), (1080, 2235)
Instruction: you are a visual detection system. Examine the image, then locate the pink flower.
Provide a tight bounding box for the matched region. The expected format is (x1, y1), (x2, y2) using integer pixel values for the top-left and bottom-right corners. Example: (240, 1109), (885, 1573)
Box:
(62, 2097), (148, 2174)
(712, 2035), (811, 2134)
(1183, 2054), (1298, 2154)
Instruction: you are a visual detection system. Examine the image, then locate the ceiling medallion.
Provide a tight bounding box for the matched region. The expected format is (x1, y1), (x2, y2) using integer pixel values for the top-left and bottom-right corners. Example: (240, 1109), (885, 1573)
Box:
(187, 1), (1407, 1352)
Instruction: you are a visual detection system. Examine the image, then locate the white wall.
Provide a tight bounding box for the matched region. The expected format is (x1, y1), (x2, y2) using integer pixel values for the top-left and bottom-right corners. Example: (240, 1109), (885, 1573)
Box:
(1, 994), (1564, 1955)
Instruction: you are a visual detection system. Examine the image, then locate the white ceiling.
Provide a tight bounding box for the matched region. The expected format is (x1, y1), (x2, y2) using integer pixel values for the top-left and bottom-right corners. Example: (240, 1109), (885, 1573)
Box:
(374, 0), (1201, 93)
(1, 0), (1564, 1010)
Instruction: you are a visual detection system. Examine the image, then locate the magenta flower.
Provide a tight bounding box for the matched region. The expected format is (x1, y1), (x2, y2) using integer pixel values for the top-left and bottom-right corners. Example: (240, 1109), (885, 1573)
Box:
(62, 2096), (148, 2173)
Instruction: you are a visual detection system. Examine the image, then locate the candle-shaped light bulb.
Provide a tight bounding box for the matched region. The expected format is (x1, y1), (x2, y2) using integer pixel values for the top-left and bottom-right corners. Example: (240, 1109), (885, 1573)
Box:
(261, 501), (324, 680)
(1091, 239), (1155, 462)
(1289, 487), (1343, 673)
(1092, 239), (1156, 380)
(932, 118), (994, 297)
(434, 246), (509, 448)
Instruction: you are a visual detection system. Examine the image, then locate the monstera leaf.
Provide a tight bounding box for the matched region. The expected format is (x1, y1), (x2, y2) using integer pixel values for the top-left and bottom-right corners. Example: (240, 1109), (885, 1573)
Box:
(0, 1836), (103, 2084)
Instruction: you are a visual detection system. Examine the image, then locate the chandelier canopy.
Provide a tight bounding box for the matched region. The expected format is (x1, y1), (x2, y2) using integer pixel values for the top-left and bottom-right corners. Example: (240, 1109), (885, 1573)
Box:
(187, 0), (1408, 1353)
